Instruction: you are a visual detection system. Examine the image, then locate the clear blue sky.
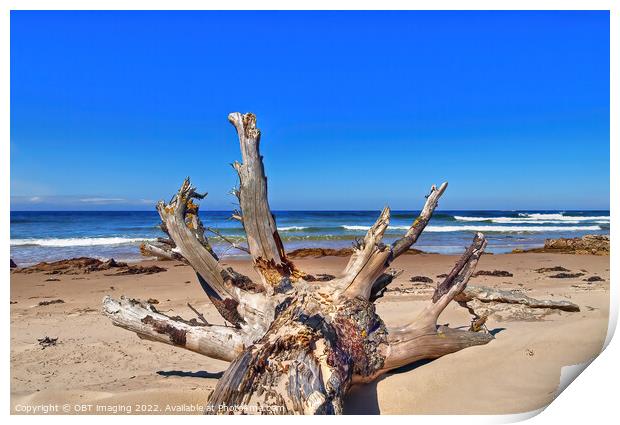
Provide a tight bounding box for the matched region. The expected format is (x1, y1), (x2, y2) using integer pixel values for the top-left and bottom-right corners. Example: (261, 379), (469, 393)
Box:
(10, 11), (609, 211)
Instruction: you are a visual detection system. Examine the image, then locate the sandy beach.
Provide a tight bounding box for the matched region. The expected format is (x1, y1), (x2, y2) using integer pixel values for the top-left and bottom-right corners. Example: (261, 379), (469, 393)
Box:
(10, 252), (609, 415)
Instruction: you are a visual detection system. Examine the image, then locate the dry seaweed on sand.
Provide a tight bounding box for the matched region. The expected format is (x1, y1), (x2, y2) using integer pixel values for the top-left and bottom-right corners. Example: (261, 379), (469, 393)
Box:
(14, 257), (167, 276)
(37, 337), (58, 349)
(535, 266), (570, 273)
(38, 299), (65, 306)
(473, 270), (513, 277)
(410, 275), (433, 283)
(15, 257), (126, 275)
(105, 265), (167, 276)
(549, 272), (585, 279)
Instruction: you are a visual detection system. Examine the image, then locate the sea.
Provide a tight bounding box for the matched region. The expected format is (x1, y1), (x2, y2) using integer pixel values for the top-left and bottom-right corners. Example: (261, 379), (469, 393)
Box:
(10, 210), (610, 266)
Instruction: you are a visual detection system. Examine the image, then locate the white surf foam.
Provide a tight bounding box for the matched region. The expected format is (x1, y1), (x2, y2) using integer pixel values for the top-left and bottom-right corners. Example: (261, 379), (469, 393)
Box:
(10, 237), (157, 247)
(343, 225), (601, 233)
(277, 226), (308, 231)
(454, 214), (609, 224)
(518, 213), (609, 221)
(343, 225), (410, 231)
(426, 225), (602, 232)
(454, 217), (582, 224)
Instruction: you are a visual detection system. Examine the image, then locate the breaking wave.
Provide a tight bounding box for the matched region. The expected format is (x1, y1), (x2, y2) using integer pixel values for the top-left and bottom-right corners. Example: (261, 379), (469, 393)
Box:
(454, 213), (609, 224)
(277, 226), (309, 231)
(10, 237), (157, 247)
(342, 225), (410, 231)
(343, 224), (601, 233)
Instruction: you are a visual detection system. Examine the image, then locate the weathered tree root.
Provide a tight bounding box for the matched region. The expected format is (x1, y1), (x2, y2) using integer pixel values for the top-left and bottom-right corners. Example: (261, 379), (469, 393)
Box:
(100, 112), (575, 414)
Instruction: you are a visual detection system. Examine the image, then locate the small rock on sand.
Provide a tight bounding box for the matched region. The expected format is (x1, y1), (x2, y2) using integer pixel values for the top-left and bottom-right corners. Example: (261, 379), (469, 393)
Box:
(584, 276), (604, 282)
(514, 235), (609, 255)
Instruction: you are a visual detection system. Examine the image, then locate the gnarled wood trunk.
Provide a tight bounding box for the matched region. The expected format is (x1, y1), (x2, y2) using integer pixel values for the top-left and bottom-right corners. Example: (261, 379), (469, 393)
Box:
(102, 112), (554, 414)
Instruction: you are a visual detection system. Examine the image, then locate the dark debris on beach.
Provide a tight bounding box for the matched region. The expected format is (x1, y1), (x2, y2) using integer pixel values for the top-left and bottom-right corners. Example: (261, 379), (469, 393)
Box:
(14, 257), (167, 276)
(549, 272), (585, 279)
(473, 270), (514, 277)
(535, 266), (570, 273)
(410, 276), (434, 283)
(37, 337), (58, 349)
(583, 276), (604, 283)
(38, 299), (65, 306)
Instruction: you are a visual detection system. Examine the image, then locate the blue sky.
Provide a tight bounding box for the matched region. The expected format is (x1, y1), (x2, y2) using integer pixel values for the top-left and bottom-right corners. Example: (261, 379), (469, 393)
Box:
(11, 11), (609, 211)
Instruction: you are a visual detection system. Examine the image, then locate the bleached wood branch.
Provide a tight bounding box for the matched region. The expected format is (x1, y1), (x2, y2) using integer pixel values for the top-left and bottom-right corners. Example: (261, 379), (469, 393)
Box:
(391, 182), (448, 259)
(229, 112), (303, 289)
(337, 207), (392, 300)
(456, 286), (580, 312)
(140, 241), (184, 261)
(103, 296), (246, 361)
(370, 233), (492, 377)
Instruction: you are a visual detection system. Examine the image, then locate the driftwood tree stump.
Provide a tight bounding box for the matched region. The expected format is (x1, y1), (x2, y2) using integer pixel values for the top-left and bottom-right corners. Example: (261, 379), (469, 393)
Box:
(103, 112), (497, 414)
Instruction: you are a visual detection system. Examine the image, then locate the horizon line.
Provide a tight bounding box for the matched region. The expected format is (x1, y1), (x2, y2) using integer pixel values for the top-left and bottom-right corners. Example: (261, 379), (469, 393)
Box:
(9, 208), (611, 213)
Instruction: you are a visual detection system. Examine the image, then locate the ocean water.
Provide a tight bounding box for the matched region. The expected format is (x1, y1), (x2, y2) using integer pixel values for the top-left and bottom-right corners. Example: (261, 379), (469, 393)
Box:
(10, 210), (610, 266)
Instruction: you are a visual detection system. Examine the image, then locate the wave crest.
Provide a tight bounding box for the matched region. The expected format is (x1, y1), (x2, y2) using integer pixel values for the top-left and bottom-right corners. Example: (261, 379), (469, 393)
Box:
(11, 237), (157, 247)
(277, 226), (308, 231)
(342, 224), (601, 233)
(425, 225), (601, 233)
(454, 214), (609, 224)
(343, 225), (410, 231)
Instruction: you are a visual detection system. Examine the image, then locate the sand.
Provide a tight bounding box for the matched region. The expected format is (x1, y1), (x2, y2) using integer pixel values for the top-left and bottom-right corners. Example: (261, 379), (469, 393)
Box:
(10, 253), (609, 415)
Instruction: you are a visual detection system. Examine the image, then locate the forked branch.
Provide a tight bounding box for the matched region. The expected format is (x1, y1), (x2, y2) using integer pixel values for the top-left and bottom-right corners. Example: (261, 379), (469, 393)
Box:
(391, 182), (448, 259)
(339, 183), (448, 300)
(155, 178), (271, 333)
